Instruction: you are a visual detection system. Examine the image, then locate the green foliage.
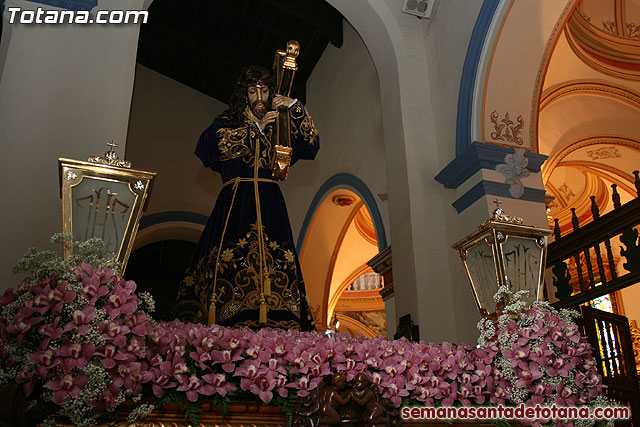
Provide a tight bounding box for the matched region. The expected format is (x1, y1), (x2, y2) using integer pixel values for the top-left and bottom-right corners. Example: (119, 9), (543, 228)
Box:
(210, 394), (231, 420)
(154, 390), (201, 426)
(272, 394), (299, 427)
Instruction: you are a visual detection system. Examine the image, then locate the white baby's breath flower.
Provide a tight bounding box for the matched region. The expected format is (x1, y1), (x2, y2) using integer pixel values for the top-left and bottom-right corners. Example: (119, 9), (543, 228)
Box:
(127, 403), (155, 423)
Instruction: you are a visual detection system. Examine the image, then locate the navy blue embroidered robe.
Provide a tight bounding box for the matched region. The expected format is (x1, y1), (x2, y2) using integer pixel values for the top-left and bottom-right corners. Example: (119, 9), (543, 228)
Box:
(173, 102), (319, 331)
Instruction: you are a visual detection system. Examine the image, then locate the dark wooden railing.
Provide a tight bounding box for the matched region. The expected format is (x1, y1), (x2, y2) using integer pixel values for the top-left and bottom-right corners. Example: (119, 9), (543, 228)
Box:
(547, 174), (640, 309)
(545, 171), (640, 426)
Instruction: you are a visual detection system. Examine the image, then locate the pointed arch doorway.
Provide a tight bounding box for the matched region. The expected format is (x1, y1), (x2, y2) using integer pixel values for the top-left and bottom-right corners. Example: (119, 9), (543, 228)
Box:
(298, 174), (387, 337)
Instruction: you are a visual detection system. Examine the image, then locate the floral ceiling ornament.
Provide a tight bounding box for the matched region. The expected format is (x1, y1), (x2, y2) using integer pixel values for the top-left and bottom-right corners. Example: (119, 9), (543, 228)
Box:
(587, 146), (622, 160)
(628, 23), (640, 39)
(602, 20), (617, 35)
(490, 111), (524, 145)
(495, 148), (530, 198)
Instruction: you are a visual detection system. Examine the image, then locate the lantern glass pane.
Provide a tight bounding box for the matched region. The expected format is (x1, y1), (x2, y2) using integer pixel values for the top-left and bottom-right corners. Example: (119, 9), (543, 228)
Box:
(500, 236), (543, 305)
(71, 177), (136, 255)
(465, 240), (497, 311)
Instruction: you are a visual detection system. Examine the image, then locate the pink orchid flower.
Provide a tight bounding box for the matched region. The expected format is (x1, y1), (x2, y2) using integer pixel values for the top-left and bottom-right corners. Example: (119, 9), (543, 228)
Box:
(286, 375), (322, 397)
(123, 312), (149, 336)
(58, 342), (95, 371)
(29, 348), (60, 378)
(202, 372), (237, 397)
(79, 272), (109, 305)
(96, 344), (128, 369)
(63, 306), (95, 336)
(381, 375), (410, 407)
(211, 348), (244, 373)
(44, 373), (88, 404)
(38, 318), (64, 349)
(106, 283), (138, 318)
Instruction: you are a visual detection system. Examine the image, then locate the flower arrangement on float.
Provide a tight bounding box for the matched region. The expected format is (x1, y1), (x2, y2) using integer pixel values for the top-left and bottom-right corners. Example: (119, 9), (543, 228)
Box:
(0, 238), (615, 426)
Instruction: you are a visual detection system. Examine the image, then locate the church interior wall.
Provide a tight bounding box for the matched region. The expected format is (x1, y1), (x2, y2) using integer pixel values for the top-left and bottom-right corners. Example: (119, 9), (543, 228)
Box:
(124, 64), (227, 219)
(422, 0), (484, 165)
(420, 0), (486, 344)
(0, 0), (146, 292)
(283, 20), (389, 247)
(325, 0), (492, 342)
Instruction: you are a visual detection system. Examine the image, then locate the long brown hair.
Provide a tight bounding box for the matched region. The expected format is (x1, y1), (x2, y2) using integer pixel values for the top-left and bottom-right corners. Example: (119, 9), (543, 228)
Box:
(225, 65), (275, 127)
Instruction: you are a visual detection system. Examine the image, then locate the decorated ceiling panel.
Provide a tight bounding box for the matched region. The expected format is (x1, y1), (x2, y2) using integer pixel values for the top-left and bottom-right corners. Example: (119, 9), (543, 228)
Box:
(539, 0), (640, 234)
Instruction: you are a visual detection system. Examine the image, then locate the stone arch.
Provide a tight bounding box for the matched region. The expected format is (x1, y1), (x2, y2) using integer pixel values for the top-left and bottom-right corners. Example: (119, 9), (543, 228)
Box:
(297, 174), (386, 328)
(297, 173), (386, 253)
(457, 0), (579, 154)
(324, 0), (444, 338)
(133, 211), (207, 251)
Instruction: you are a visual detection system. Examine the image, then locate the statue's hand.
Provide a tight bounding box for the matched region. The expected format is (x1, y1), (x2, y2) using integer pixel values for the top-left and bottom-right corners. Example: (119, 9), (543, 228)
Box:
(258, 111), (278, 131)
(272, 95), (296, 109)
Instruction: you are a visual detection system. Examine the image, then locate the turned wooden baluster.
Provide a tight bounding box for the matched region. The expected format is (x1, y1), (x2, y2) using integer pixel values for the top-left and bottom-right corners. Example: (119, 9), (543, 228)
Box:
(612, 184), (621, 209)
(553, 218), (561, 242)
(590, 196), (606, 285)
(604, 185), (619, 281)
(571, 208), (588, 292)
(634, 170), (640, 197)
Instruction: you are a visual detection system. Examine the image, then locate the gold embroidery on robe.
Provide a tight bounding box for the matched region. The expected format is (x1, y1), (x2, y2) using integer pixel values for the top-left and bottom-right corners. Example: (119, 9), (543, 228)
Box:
(216, 127), (251, 161)
(181, 221), (302, 328)
(290, 104), (318, 145)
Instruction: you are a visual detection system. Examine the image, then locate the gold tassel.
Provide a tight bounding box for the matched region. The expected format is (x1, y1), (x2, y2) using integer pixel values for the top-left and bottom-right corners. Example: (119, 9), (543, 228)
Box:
(264, 274), (271, 297)
(208, 301), (216, 325)
(259, 295), (267, 324)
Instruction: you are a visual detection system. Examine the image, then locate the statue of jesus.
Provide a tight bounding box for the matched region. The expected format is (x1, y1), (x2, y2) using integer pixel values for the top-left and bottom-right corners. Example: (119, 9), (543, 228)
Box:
(173, 65), (319, 331)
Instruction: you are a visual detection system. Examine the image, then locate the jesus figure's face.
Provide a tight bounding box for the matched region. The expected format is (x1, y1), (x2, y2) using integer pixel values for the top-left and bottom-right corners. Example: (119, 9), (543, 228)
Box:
(247, 84), (269, 119)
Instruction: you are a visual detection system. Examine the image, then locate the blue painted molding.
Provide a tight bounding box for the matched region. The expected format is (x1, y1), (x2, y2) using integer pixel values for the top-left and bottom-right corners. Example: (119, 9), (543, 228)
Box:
(435, 141), (547, 189)
(296, 173), (387, 254)
(456, 0), (500, 156)
(452, 180), (547, 213)
(139, 211), (208, 230)
(26, 0), (97, 10)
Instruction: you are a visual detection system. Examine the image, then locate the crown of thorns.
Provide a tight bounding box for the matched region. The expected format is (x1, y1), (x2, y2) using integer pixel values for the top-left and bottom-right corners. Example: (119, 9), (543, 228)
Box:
(237, 76), (274, 88)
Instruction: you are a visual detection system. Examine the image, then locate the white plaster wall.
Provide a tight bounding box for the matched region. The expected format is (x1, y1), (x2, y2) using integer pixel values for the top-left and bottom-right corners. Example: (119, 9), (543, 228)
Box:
(282, 21), (389, 246)
(0, 0), (147, 292)
(425, 0), (484, 165)
(323, 0), (485, 343)
(422, 0), (485, 344)
(125, 65), (227, 218)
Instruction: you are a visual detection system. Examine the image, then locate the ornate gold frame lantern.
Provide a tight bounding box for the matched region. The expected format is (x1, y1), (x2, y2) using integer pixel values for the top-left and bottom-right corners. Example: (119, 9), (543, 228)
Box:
(452, 201), (552, 317)
(58, 144), (156, 271)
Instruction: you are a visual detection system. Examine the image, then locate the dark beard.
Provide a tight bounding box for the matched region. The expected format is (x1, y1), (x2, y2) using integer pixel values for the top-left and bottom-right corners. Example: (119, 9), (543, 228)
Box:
(251, 101), (268, 119)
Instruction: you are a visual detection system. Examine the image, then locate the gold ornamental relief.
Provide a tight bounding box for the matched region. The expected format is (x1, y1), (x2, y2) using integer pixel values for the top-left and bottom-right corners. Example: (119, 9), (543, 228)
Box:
(489, 110), (524, 145)
(630, 320), (640, 376)
(271, 145), (292, 181)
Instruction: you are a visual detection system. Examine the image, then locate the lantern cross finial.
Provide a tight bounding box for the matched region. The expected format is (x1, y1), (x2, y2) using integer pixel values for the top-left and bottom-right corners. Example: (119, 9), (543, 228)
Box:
(493, 199), (503, 211)
(107, 141), (118, 151)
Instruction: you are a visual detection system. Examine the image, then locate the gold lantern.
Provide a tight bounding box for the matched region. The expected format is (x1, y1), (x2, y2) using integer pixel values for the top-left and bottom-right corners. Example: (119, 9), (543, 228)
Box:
(452, 201), (552, 317)
(58, 143), (156, 271)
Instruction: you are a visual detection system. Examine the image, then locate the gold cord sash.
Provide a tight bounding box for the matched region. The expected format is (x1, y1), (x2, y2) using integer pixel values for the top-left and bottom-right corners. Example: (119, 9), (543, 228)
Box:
(208, 173), (277, 324)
